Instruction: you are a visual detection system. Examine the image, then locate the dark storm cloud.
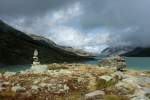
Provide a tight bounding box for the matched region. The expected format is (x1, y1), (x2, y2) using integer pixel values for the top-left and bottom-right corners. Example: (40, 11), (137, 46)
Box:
(0, 0), (76, 16)
(0, 0), (150, 53)
(79, 0), (150, 47)
(80, 0), (150, 28)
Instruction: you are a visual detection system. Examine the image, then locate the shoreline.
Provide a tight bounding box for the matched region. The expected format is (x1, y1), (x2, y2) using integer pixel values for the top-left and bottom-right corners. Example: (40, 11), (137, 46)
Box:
(0, 63), (150, 73)
(0, 63), (150, 100)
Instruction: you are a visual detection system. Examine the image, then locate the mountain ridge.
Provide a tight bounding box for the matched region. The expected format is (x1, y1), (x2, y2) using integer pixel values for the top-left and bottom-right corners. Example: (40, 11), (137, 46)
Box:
(0, 19), (95, 65)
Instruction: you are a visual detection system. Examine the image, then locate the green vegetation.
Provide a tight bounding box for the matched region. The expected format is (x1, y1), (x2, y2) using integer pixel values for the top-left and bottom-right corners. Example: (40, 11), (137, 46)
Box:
(48, 64), (68, 70)
(96, 78), (119, 89)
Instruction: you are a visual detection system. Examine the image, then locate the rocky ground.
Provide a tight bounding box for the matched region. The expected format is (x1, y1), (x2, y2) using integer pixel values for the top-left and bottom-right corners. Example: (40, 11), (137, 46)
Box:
(0, 57), (150, 100)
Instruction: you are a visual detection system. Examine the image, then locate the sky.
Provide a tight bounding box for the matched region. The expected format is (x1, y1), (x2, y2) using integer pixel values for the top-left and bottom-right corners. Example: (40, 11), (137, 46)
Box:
(1, 0), (150, 53)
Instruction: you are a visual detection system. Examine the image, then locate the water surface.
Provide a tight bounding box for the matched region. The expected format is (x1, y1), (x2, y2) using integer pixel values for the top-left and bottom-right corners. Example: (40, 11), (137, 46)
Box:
(82, 57), (150, 71)
(0, 57), (150, 72)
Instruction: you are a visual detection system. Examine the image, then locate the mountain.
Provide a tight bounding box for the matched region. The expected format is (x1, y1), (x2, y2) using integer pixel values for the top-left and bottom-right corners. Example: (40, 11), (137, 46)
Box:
(101, 46), (134, 57)
(122, 47), (150, 57)
(101, 46), (150, 57)
(0, 20), (95, 65)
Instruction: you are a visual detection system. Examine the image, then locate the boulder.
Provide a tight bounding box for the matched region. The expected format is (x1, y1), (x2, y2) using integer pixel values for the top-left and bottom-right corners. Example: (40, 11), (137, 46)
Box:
(85, 90), (105, 99)
(98, 56), (127, 71)
(111, 71), (127, 80)
(11, 84), (26, 92)
(130, 89), (149, 100)
(63, 84), (69, 92)
(99, 75), (113, 82)
(3, 71), (16, 78)
(30, 65), (48, 73)
(31, 85), (39, 93)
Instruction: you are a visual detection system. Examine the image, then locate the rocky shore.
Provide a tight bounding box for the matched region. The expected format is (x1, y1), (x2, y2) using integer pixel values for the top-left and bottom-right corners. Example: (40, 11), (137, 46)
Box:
(0, 57), (150, 100)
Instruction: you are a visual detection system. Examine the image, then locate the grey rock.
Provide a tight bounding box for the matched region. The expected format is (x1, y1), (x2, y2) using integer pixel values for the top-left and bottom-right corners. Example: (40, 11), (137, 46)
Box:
(11, 85), (26, 92)
(98, 56), (127, 71)
(3, 72), (16, 78)
(85, 90), (105, 99)
(99, 75), (113, 82)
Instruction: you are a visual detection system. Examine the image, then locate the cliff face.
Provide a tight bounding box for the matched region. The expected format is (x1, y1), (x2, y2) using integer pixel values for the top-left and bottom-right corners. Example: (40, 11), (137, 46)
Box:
(0, 20), (94, 65)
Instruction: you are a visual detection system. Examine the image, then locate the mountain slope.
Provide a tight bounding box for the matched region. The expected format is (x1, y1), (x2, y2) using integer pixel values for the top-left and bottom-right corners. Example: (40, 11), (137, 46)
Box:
(101, 46), (134, 57)
(101, 46), (150, 57)
(122, 47), (150, 57)
(0, 20), (95, 65)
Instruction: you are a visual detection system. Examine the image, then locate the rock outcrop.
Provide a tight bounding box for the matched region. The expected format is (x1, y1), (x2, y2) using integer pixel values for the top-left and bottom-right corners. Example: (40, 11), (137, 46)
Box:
(0, 20), (95, 65)
(98, 56), (127, 71)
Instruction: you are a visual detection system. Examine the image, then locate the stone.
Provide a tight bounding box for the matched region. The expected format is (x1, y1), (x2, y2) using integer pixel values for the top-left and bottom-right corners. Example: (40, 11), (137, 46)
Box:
(131, 96), (149, 100)
(112, 71), (127, 80)
(30, 65), (48, 73)
(99, 75), (113, 82)
(130, 89), (149, 100)
(31, 85), (39, 90)
(11, 85), (26, 92)
(123, 76), (150, 87)
(33, 80), (40, 84)
(2, 82), (10, 87)
(32, 49), (40, 65)
(85, 90), (105, 99)
(63, 84), (69, 92)
(98, 56), (127, 71)
(143, 87), (150, 94)
(77, 77), (84, 83)
(39, 83), (47, 88)
(0, 87), (5, 92)
(3, 72), (16, 78)
(31, 85), (39, 93)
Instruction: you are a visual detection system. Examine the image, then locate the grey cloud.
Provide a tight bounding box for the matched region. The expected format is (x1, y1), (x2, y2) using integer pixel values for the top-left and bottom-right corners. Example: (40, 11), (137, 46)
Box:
(80, 0), (150, 28)
(79, 0), (150, 47)
(0, 0), (76, 16)
(0, 0), (150, 53)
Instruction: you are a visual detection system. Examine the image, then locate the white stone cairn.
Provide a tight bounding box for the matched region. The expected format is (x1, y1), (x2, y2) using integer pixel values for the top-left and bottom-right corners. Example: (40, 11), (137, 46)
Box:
(32, 49), (40, 65)
(31, 49), (48, 72)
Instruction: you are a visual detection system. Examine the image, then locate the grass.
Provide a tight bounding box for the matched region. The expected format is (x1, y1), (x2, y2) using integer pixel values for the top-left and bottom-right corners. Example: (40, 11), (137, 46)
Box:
(103, 95), (129, 100)
(48, 65), (68, 70)
(0, 91), (16, 100)
(146, 94), (150, 99)
(96, 77), (119, 89)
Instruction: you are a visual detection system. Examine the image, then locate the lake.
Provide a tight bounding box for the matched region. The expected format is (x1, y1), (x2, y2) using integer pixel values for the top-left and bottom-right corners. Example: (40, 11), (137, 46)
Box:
(0, 57), (150, 72)
(82, 57), (150, 71)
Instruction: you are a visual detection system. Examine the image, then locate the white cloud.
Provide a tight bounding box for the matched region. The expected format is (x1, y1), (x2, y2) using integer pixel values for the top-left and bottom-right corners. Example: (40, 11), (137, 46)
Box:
(4, 2), (111, 54)
(4, 1), (133, 54)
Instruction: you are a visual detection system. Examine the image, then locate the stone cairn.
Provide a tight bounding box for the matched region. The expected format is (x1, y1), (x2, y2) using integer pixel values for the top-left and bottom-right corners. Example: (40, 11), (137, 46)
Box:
(31, 49), (48, 72)
(32, 49), (40, 65)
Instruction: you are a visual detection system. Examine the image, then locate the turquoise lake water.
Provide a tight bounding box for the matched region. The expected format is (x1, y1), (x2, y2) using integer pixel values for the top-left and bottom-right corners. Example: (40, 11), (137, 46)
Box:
(0, 57), (150, 72)
(82, 57), (150, 71)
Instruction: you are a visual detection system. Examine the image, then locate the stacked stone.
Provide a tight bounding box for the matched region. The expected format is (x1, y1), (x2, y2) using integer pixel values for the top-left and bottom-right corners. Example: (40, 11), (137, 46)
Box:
(32, 49), (40, 65)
